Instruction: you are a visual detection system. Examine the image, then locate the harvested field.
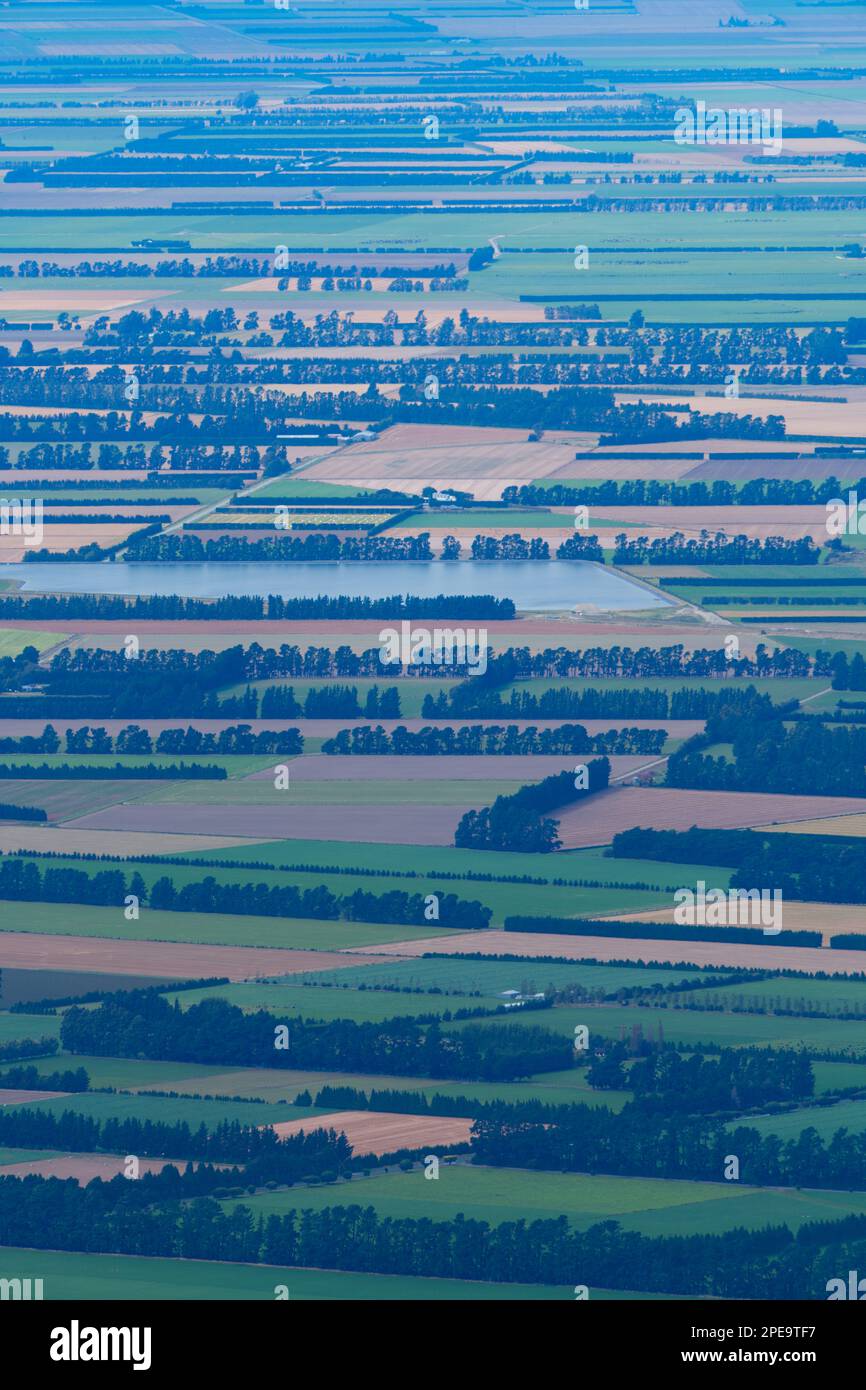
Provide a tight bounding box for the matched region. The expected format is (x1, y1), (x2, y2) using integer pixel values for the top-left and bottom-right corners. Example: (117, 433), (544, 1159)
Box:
(765, 815), (866, 838)
(270, 1109), (474, 1157)
(0, 1154), (203, 1184)
(0, 1089), (68, 1107)
(545, 457), (699, 481)
(252, 754), (657, 783)
(63, 803), (465, 845)
(0, 291), (150, 311)
(683, 457), (866, 483)
(0, 828), (264, 856)
(351, 931), (866, 978)
(303, 423), (587, 487)
(610, 901), (866, 947)
(595, 505), (827, 543)
(0, 931), (393, 982)
(555, 786), (866, 849)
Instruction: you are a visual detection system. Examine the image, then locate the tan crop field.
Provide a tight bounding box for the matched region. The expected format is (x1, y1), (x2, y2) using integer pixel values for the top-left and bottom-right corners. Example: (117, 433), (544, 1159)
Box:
(270, 1110), (474, 1157)
(0, 827), (264, 856)
(555, 786), (866, 850)
(0, 931), (393, 981)
(352, 931), (866, 978)
(0, 1155), (202, 1183)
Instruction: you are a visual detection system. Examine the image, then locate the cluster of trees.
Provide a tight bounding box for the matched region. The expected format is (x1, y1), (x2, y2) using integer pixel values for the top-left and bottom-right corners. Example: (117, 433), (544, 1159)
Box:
(432, 641), (823, 686)
(597, 1047), (814, 1113)
(0, 761), (227, 781)
(0, 592), (515, 621)
(147, 876), (490, 930)
(321, 724), (662, 756)
(612, 825), (866, 909)
(6, 256), (459, 280)
(0, 857), (490, 930)
(61, 994), (570, 1082)
(470, 534), (551, 561)
(504, 914), (821, 948)
(0, 1170), (860, 1297)
(0, 1064), (89, 1093)
(422, 683), (772, 722)
(831, 652), (866, 690)
(127, 533), (434, 562)
(667, 717), (866, 799)
(556, 534), (607, 561)
(614, 532), (821, 565)
(455, 758), (610, 853)
(28, 638), (829, 692)
(471, 1098), (866, 1192)
(260, 685), (400, 719)
(0, 1038), (57, 1063)
(0, 1104), (350, 1182)
(0, 802), (46, 823)
(33, 724), (304, 756)
(506, 476), (855, 507)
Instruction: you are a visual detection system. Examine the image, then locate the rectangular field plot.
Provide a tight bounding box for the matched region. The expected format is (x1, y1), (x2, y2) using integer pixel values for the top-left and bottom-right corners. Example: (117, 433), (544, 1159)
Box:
(224, 1166), (866, 1239)
(294, 957), (717, 998)
(0, 1248), (625, 1301)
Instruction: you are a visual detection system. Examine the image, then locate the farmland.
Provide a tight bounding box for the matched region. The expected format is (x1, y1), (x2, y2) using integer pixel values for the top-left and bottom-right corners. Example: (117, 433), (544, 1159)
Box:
(1, 0), (866, 1320)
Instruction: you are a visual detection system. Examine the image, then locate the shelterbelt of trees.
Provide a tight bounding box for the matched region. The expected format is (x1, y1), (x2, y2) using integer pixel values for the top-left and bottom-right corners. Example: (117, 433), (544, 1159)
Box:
(0, 801), (46, 823)
(0, 592), (516, 621)
(0, 641), (831, 723)
(61, 993), (569, 1082)
(0, 761), (228, 781)
(422, 683), (774, 722)
(0, 724), (303, 756)
(33, 304), (848, 366)
(321, 724), (662, 756)
(35, 532), (436, 565)
(9, 349), (853, 391)
(456, 758), (611, 853)
(667, 714), (866, 798)
(504, 915), (824, 949)
(0, 387), (787, 454)
(614, 532), (820, 565)
(508, 475), (860, 507)
(0, 1170), (863, 1298)
(611, 825), (866, 908)
(0, 857), (492, 931)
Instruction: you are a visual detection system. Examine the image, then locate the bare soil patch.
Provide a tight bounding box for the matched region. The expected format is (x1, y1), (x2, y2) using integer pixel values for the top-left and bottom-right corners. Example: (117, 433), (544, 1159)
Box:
(0, 932), (388, 981)
(64, 803), (465, 845)
(555, 787), (866, 849)
(270, 1109), (473, 1156)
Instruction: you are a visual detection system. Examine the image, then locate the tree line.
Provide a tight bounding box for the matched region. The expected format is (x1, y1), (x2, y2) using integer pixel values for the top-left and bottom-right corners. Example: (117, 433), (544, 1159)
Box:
(321, 725), (663, 757)
(506, 476), (854, 507)
(0, 1169), (860, 1297)
(666, 716), (866, 799)
(0, 858), (491, 931)
(614, 532), (821, 566)
(504, 914), (822, 949)
(61, 994), (570, 1082)
(78, 532), (436, 564)
(456, 758), (610, 853)
(422, 682), (774, 722)
(0, 592), (515, 621)
(610, 826), (866, 909)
